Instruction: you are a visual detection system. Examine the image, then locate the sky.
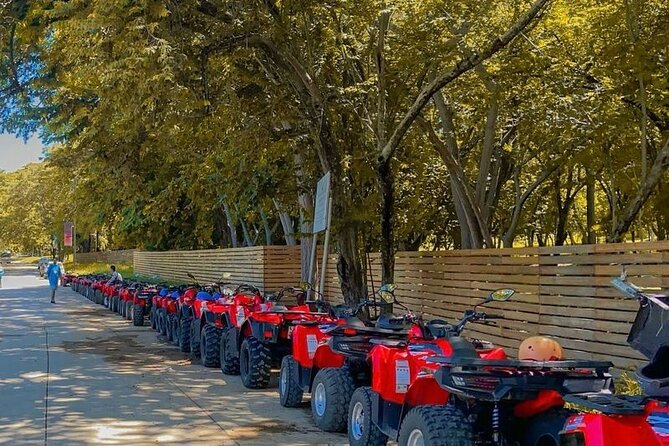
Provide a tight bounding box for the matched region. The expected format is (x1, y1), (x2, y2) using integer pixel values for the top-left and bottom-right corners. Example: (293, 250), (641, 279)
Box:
(0, 133), (45, 172)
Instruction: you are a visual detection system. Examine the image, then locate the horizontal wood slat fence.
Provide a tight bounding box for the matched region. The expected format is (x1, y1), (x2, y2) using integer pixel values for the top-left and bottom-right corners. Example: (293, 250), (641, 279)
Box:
(76, 249), (136, 264)
(133, 246), (301, 293)
(135, 241), (669, 370)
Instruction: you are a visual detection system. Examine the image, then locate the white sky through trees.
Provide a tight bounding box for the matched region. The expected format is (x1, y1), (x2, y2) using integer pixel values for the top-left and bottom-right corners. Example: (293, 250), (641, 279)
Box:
(0, 134), (44, 172)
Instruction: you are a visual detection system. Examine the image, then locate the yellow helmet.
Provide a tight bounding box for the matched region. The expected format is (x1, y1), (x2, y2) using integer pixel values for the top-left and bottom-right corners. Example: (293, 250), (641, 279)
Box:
(518, 336), (564, 361)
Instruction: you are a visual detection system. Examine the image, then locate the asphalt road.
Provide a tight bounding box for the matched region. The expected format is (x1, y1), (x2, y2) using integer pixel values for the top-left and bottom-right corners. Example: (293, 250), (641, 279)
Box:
(0, 264), (347, 445)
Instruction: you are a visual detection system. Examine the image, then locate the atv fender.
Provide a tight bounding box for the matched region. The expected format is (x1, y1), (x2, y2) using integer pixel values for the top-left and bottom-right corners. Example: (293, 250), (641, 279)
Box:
(238, 321), (254, 349)
(203, 310), (218, 326)
(221, 312), (232, 328)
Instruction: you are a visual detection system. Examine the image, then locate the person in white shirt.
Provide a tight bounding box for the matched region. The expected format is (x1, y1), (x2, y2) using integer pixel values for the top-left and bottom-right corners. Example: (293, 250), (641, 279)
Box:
(107, 265), (123, 285)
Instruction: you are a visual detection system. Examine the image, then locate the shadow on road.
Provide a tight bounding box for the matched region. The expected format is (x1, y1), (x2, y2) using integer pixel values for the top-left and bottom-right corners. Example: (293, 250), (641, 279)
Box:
(0, 279), (345, 446)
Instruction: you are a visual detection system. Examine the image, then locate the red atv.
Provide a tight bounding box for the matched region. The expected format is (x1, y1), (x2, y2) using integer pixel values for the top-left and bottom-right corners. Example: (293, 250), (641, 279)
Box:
(129, 283), (157, 327)
(560, 275), (669, 446)
(345, 288), (615, 446)
(277, 296), (379, 409)
(217, 284), (265, 374)
(218, 284), (334, 389)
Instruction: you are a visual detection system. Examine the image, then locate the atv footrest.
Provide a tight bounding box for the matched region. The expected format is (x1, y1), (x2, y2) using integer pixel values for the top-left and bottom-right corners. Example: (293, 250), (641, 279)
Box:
(563, 393), (649, 415)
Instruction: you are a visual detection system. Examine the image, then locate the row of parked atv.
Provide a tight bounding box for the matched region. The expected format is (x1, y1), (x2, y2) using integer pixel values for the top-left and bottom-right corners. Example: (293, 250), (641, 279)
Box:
(70, 272), (669, 446)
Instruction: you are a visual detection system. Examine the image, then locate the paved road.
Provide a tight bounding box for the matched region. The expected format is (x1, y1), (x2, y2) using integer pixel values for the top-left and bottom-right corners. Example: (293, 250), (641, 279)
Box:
(0, 265), (347, 445)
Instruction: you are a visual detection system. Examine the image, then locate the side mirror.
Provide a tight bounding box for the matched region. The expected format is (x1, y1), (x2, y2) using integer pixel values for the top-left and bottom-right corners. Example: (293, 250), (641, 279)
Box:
(484, 288), (515, 304)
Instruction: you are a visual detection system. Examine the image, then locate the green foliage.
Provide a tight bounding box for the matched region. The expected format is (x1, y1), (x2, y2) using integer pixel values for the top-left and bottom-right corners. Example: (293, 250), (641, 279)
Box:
(0, 0), (668, 260)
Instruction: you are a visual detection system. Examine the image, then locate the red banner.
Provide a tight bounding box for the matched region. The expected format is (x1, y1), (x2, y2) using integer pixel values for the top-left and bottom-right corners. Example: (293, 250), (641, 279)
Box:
(64, 221), (73, 247)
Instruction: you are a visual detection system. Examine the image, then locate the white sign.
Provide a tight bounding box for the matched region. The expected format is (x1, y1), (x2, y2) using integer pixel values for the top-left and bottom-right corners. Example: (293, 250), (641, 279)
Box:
(313, 172), (331, 233)
(395, 360), (410, 393)
(306, 334), (318, 358)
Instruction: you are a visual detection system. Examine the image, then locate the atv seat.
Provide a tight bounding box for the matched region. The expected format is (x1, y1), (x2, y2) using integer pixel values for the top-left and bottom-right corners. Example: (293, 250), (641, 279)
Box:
(375, 314), (411, 331)
(449, 337), (478, 358)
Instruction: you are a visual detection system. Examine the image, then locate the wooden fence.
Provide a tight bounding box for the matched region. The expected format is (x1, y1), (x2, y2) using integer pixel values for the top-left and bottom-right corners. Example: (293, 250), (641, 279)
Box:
(133, 241), (669, 369)
(76, 249), (136, 264)
(323, 242), (669, 370)
(133, 246), (301, 293)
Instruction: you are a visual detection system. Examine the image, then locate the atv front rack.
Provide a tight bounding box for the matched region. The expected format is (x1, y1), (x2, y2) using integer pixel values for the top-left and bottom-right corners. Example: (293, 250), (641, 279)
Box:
(430, 356), (613, 402)
(563, 393), (651, 415)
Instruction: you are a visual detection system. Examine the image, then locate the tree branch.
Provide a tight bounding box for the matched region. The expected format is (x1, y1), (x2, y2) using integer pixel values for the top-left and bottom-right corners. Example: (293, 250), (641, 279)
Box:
(378, 0), (552, 164)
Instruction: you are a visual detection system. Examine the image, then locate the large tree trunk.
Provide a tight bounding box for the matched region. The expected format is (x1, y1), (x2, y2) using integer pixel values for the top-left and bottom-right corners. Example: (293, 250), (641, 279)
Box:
(337, 224), (367, 307)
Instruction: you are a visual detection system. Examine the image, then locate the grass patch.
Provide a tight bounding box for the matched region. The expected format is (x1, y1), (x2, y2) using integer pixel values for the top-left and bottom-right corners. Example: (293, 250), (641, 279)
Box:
(64, 261), (133, 277)
(14, 256), (44, 264)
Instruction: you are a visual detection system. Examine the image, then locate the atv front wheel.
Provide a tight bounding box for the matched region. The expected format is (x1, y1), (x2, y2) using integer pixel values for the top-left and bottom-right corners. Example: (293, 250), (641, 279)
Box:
(132, 304), (144, 326)
(159, 309), (168, 336)
(398, 405), (473, 446)
(111, 296), (118, 313)
(240, 336), (271, 389)
(169, 315), (179, 346)
(200, 325), (221, 368)
(219, 327), (240, 375)
(279, 355), (303, 407)
(311, 367), (355, 432)
(125, 301), (133, 320)
(150, 306), (157, 330)
(189, 319), (201, 360)
(178, 317), (191, 353)
(165, 313), (174, 342)
(348, 387), (388, 446)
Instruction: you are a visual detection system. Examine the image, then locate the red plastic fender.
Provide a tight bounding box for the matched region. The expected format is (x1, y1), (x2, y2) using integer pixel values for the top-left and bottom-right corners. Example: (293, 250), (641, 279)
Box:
(562, 405), (669, 446)
(292, 325), (343, 369)
(513, 390), (564, 418)
(371, 345), (444, 405)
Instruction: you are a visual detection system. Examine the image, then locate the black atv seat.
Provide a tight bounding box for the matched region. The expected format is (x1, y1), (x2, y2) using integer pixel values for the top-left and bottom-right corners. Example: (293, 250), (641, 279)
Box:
(375, 314), (411, 331)
(449, 337), (478, 358)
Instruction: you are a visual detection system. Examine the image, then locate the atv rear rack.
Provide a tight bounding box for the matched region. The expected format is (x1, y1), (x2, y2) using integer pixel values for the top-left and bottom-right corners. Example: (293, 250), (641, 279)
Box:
(563, 393), (651, 415)
(430, 357), (614, 402)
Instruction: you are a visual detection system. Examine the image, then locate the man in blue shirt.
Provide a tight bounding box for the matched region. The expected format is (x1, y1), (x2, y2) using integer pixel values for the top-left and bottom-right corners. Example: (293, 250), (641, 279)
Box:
(47, 259), (62, 304)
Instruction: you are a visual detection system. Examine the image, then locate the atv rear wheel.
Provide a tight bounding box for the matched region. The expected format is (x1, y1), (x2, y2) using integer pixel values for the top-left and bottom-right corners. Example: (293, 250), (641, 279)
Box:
(240, 336), (271, 389)
(279, 355), (303, 407)
(311, 367), (355, 432)
(398, 405), (473, 446)
(189, 319), (201, 360)
(219, 327), (240, 375)
(200, 325), (221, 368)
(523, 408), (576, 446)
(132, 304), (144, 326)
(125, 301), (133, 320)
(178, 316), (191, 353)
(348, 387), (388, 446)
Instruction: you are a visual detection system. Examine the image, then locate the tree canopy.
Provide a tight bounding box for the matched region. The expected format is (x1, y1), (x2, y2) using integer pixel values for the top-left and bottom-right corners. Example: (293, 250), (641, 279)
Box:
(1, 0), (668, 302)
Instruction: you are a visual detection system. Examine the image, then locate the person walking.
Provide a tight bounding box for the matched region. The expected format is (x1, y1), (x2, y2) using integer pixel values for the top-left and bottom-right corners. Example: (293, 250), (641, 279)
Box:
(47, 259), (63, 303)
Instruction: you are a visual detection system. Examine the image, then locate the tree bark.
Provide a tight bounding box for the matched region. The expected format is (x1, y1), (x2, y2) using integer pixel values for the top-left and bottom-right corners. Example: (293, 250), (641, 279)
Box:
(610, 136), (669, 242)
(272, 199), (297, 245)
(376, 11), (394, 285)
(586, 171), (596, 244)
(501, 163), (558, 247)
(259, 207), (273, 245)
(221, 198), (238, 248)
